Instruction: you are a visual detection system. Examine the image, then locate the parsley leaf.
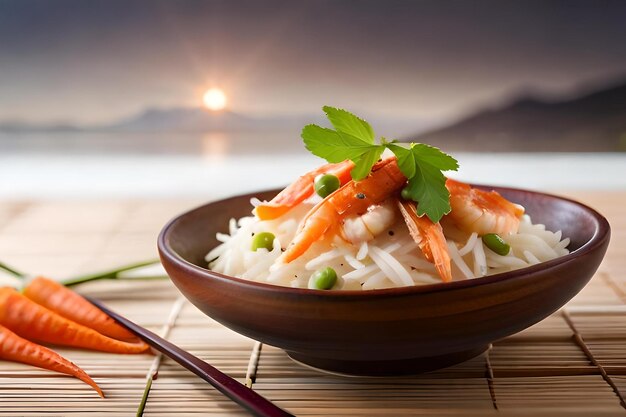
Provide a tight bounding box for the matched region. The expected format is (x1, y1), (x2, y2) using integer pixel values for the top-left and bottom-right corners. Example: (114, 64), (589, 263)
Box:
(301, 122), (384, 181)
(323, 106), (375, 143)
(302, 107), (459, 223)
(410, 143), (459, 171)
(385, 143), (416, 178)
(350, 145), (385, 180)
(301, 124), (376, 163)
(387, 143), (455, 221)
(403, 163), (451, 222)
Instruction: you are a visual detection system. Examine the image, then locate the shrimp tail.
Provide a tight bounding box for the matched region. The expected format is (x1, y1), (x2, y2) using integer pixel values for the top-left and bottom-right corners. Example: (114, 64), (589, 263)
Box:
(280, 203), (337, 264)
(256, 160), (354, 220)
(397, 199), (452, 283)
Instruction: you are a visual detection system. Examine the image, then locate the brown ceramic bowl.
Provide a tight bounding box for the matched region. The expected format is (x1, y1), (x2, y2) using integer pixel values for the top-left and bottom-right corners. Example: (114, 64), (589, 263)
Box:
(158, 185), (610, 376)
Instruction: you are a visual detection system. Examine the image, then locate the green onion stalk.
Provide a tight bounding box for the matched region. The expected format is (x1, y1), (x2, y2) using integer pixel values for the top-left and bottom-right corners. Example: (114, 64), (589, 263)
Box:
(0, 259), (167, 287)
(0, 261), (26, 279)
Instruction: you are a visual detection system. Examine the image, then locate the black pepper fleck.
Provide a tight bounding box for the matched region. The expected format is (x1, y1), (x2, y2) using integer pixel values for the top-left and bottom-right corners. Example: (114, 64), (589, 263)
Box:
(356, 193), (365, 199)
(281, 248), (286, 252)
(388, 230), (395, 236)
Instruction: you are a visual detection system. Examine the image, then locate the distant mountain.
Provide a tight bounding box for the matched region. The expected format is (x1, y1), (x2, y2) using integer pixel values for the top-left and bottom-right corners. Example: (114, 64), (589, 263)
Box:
(105, 107), (311, 132)
(411, 81), (626, 152)
(0, 107), (324, 133)
(0, 121), (81, 133)
(0, 106), (428, 137)
(6, 81), (625, 148)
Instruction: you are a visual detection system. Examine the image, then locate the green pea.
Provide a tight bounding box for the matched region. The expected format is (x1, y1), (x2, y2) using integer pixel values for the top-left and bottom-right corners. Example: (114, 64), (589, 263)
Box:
(482, 233), (510, 256)
(309, 267), (338, 290)
(251, 232), (275, 251)
(400, 187), (412, 201)
(314, 174), (340, 198)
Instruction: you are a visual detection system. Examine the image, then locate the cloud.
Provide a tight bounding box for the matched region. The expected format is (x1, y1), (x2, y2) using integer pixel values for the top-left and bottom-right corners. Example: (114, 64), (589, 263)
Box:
(1, 0), (626, 123)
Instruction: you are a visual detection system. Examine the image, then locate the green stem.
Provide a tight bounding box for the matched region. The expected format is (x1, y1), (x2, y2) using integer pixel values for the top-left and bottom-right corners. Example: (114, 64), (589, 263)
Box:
(62, 275), (169, 287)
(0, 261), (25, 278)
(136, 375), (153, 417)
(61, 259), (161, 287)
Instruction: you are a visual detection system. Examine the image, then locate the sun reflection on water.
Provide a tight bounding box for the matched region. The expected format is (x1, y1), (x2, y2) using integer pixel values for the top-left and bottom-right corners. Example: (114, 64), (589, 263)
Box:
(202, 132), (229, 161)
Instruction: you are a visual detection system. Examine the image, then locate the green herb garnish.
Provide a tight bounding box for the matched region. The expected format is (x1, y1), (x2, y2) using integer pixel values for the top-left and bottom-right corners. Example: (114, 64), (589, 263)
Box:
(301, 106), (459, 223)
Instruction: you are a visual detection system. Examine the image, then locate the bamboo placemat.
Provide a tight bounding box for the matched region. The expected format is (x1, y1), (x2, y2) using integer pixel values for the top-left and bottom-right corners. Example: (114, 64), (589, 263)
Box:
(0, 192), (624, 416)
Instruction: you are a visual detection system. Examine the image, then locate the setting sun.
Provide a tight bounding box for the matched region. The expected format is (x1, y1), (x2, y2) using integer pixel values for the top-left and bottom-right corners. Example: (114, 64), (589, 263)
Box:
(202, 88), (227, 111)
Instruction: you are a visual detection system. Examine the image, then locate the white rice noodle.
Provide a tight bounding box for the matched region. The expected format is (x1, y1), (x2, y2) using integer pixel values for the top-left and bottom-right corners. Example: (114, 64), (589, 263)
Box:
(411, 271), (442, 285)
(458, 232), (478, 256)
(223, 246), (240, 276)
(242, 240), (281, 281)
(356, 242), (369, 260)
(305, 248), (342, 271)
(341, 248), (366, 270)
(277, 218), (298, 237)
(554, 237), (571, 254)
(361, 271), (388, 290)
(518, 215), (562, 246)
(216, 232), (231, 243)
(447, 241), (474, 280)
(523, 250), (541, 265)
(206, 241), (227, 261)
(395, 255), (437, 273)
(507, 233), (559, 262)
(472, 237), (488, 277)
(343, 264), (378, 281)
(368, 246), (413, 287)
(485, 251), (529, 269)
(207, 200), (570, 291)
(381, 242), (403, 254)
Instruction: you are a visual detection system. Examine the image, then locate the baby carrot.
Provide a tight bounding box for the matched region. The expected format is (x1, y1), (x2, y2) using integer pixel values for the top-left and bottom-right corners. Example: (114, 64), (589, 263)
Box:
(0, 324), (104, 397)
(0, 288), (149, 354)
(24, 276), (137, 341)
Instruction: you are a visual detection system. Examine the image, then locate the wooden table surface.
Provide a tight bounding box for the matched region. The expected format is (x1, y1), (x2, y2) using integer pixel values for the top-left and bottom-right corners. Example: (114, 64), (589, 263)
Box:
(0, 192), (625, 416)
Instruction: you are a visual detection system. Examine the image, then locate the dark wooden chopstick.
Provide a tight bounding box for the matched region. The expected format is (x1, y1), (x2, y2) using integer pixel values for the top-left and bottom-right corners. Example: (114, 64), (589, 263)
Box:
(88, 298), (294, 417)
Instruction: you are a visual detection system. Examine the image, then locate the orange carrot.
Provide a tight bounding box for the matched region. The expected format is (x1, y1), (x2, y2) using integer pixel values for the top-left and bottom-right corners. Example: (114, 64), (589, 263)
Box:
(0, 324), (104, 397)
(24, 276), (137, 341)
(0, 288), (149, 354)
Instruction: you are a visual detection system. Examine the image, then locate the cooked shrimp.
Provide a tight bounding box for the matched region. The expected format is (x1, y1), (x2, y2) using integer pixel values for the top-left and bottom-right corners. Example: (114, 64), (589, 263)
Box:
(445, 178), (524, 236)
(341, 200), (397, 245)
(397, 199), (452, 282)
(255, 160), (354, 220)
(279, 157), (406, 263)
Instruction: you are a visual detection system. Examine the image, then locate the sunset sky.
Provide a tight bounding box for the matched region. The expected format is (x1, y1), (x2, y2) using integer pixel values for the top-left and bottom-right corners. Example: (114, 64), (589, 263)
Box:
(1, 0), (626, 125)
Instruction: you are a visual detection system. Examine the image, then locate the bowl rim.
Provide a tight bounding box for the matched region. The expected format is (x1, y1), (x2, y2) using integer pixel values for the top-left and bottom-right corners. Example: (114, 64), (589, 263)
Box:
(158, 184), (611, 298)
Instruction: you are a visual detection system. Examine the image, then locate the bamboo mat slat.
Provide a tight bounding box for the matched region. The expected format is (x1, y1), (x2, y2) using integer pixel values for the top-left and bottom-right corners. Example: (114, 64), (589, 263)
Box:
(142, 295), (254, 416)
(251, 345), (496, 416)
(0, 192), (625, 415)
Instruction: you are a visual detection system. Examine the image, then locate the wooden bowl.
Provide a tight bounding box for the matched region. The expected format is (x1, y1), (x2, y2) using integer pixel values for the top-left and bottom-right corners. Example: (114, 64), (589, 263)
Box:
(158, 186), (610, 376)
